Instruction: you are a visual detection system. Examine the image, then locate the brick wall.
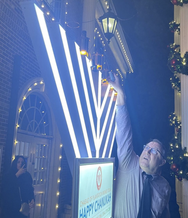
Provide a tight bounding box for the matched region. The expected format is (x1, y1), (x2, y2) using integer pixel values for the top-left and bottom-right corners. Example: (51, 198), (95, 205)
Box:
(0, 0), (41, 173)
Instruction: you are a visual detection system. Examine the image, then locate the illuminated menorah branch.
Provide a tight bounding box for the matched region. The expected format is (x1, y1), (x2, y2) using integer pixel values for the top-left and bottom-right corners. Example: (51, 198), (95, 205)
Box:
(20, 2), (117, 165)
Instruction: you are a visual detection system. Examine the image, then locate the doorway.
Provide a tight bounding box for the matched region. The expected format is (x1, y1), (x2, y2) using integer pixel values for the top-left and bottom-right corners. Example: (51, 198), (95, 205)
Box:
(13, 92), (53, 218)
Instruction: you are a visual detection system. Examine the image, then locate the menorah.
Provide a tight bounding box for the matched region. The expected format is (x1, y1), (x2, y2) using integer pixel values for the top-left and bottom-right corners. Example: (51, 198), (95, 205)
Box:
(21, 2), (117, 172)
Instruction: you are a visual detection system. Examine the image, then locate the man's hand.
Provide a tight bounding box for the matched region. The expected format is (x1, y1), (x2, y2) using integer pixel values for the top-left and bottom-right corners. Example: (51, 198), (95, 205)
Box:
(108, 73), (125, 105)
(16, 164), (27, 177)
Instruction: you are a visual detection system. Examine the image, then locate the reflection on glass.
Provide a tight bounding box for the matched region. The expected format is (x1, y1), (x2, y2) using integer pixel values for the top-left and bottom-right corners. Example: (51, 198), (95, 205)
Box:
(33, 143), (48, 185)
(39, 145), (42, 157)
(40, 158), (43, 170)
(35, 145), (38, 157)
(15, 142), (20, 155)
(24, 142), (29, 156)
(35, 158), (38, 170)
(37, 172), (40, 184)
(20, 142), (24, 155)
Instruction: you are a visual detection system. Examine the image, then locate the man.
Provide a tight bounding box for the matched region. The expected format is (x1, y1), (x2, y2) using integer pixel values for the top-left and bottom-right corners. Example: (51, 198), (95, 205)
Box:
(110, 74), (171, 218)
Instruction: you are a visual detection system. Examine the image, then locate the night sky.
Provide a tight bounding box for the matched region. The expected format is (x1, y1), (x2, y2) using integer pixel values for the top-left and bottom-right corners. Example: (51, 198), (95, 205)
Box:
(112, 0), (174, 155)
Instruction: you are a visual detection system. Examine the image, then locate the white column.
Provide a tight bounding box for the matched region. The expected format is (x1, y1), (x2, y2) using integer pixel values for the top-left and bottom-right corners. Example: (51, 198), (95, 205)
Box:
(174, 5), (180, 46)
(174, 5), (181, 120)
(82, 0), (97, 54)
(174, 6), (183, 217)
(180, 4), (188, 218)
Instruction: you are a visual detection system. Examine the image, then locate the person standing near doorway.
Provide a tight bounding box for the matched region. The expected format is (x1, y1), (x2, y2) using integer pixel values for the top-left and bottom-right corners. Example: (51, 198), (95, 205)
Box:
(2, 155), (35, 218)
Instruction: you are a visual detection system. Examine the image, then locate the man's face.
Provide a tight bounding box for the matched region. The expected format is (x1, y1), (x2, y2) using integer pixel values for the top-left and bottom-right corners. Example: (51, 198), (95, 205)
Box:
(139, 141), (166, 175)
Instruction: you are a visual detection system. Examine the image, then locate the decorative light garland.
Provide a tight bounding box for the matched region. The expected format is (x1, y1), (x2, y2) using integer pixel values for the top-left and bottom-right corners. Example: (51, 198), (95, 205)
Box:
(167, 113), (188, 181)
(115, 29), (133, 73)
(13, 79), (45, 160)
(56, 143), (63, 210)
(64, 1), (68, 26)
(170, 74), (181, 93)
(169, 21), (180, 34)
(167, 43), (188, 75)
(166, 10), (188, 181)
(171, 0), (188, 6)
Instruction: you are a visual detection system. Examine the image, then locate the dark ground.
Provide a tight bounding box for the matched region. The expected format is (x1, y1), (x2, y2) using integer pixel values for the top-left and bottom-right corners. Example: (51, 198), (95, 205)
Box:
(112, 1), (181, 217)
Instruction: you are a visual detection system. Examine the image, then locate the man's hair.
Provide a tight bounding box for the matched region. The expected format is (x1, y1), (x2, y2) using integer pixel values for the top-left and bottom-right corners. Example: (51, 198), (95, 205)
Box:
(150, 139), (166, 159)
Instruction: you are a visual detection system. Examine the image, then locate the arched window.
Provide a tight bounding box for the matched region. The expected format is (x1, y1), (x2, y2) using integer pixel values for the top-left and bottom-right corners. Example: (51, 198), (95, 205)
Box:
(18, 93), (50, 135)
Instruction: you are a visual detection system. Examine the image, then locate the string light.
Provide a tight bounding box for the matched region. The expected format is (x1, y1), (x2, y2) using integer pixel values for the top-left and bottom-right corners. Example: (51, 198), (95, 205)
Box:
(64, 1), (68, 25)
(14, 79), (45, 163)
(167, 111), (188, 180)
(116, 30), (133, 73)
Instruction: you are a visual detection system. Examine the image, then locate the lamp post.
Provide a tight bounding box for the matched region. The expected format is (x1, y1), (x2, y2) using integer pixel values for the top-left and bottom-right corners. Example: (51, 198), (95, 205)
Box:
(98, 6), (118, 43)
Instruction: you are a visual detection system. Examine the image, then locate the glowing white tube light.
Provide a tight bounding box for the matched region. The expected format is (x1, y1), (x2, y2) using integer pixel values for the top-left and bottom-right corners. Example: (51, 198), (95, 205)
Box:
(96, 90), (115, 157)
(102, 102), (116, 158)
(34, 4), (80, 158)
(98, 91), (115, 148)
(100, 84), (111, 116)
(75, 43), (97, 147)
(97, 71), (102, 108)
(59, 26), (92, 158)
(96, 71), (102, 146)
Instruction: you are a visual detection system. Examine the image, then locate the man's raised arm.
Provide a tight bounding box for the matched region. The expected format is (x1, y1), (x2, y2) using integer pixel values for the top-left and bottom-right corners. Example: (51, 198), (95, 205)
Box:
(109, 74), (136, 170)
